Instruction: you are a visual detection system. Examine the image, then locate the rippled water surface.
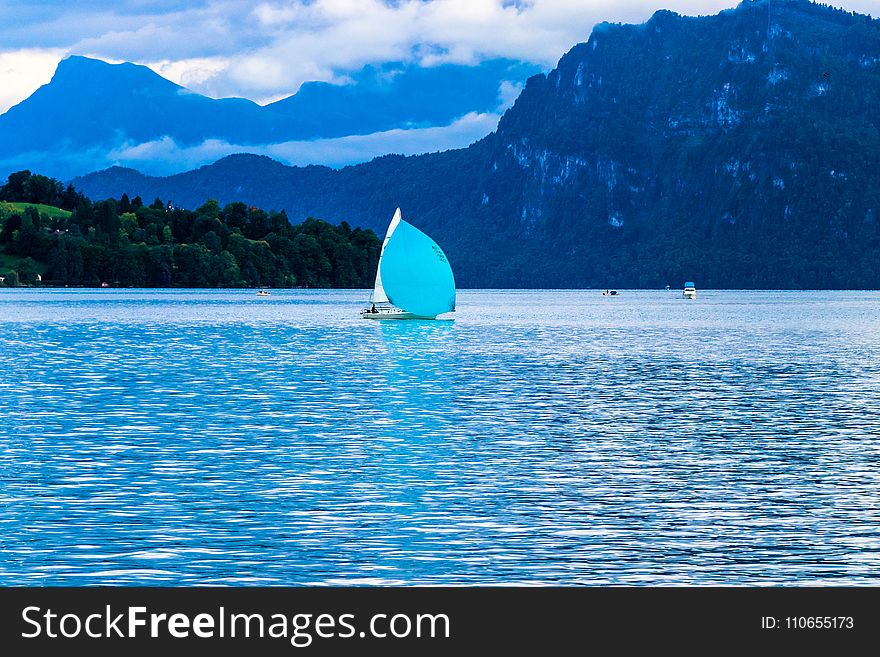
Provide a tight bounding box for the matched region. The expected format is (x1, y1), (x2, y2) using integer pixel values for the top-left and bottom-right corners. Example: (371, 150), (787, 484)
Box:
(1, 289), (879, 585)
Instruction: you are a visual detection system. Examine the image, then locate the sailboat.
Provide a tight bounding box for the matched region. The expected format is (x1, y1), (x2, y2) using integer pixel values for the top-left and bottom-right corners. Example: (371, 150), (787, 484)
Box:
(361, 208), (456, 320)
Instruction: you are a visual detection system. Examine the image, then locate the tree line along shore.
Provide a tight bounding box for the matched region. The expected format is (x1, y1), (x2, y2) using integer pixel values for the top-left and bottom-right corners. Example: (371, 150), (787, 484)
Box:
(0, 170), (382, 289)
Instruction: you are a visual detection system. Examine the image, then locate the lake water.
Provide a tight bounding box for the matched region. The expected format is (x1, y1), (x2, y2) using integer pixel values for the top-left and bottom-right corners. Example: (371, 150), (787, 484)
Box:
(1, 289), (879, 586)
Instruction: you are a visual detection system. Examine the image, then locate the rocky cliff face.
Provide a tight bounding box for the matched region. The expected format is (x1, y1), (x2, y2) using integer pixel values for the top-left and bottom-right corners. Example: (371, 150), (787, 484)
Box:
(466, 0), (880, 286)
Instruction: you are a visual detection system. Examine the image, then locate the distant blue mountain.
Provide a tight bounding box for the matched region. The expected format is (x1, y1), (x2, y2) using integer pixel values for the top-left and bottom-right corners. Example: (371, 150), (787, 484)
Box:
(0, 57), (267, 151)
(0, 56), (539, 179)
(269, 61), (534, 137)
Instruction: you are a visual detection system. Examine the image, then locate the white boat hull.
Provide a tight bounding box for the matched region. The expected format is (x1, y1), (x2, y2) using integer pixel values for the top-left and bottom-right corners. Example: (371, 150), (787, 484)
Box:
(361, 309), (436, 320)
(683, 290), (696, 299)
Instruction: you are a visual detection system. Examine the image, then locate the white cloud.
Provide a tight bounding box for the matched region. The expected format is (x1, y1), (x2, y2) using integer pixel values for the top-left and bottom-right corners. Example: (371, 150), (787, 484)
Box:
(206, 0), (752, 98)
(105, 111), (501, 174)
(0, 48), (67, 113)
(267, 111), (500, 166)
(498, 79), (524, 110)
(146, 57), (230, 92)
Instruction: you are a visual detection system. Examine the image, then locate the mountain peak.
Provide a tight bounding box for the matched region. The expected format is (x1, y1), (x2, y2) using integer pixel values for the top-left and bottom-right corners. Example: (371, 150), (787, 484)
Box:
(57, 54), (96, 67)
(210, 154), (287, 169)
(52, 55), (181, 90)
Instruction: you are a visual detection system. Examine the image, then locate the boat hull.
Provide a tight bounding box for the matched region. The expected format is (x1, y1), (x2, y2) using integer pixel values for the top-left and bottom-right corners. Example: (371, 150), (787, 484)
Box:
(683, 291), (697, 299)
(361, 310), (437, 320)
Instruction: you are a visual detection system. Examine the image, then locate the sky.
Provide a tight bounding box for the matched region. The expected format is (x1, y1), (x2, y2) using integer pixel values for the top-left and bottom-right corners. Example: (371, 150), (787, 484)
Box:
(1, 0), (876, 173)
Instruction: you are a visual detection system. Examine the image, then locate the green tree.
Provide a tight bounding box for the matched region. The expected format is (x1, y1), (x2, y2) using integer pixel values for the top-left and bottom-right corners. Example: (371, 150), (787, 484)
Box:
(17, 257), (40, 285)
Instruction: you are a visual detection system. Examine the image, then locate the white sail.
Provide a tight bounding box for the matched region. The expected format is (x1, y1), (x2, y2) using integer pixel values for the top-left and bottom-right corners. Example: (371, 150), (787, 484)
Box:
(370, 207), (402, 304)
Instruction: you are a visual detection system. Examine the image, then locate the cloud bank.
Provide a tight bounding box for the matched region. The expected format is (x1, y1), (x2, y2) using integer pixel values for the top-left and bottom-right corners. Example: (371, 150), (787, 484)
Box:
(0, 111), (495, 180)
(108, 111), (500, 174)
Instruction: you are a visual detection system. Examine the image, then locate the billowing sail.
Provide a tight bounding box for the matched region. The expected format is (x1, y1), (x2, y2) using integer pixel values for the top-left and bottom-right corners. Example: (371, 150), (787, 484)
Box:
(379, 211), (456, 317)
(370, 208), (402, 303)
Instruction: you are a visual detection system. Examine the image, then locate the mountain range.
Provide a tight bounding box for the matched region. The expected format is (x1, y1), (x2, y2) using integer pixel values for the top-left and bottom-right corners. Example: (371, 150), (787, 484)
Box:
(0, 56), (537, 179)
(73, 0), (880, 289)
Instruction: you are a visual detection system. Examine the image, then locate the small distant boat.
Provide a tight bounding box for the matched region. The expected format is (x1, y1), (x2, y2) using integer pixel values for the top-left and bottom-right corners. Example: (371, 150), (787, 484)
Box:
(683, 282), (697, 299)
(361, 208), (456, 320)
(257, 289), (270, 297)
(602, 289), (619, 296)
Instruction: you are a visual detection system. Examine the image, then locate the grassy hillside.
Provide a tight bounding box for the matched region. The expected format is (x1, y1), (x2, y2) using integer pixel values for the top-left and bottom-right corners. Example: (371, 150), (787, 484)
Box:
(0, 202), (72, 219)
